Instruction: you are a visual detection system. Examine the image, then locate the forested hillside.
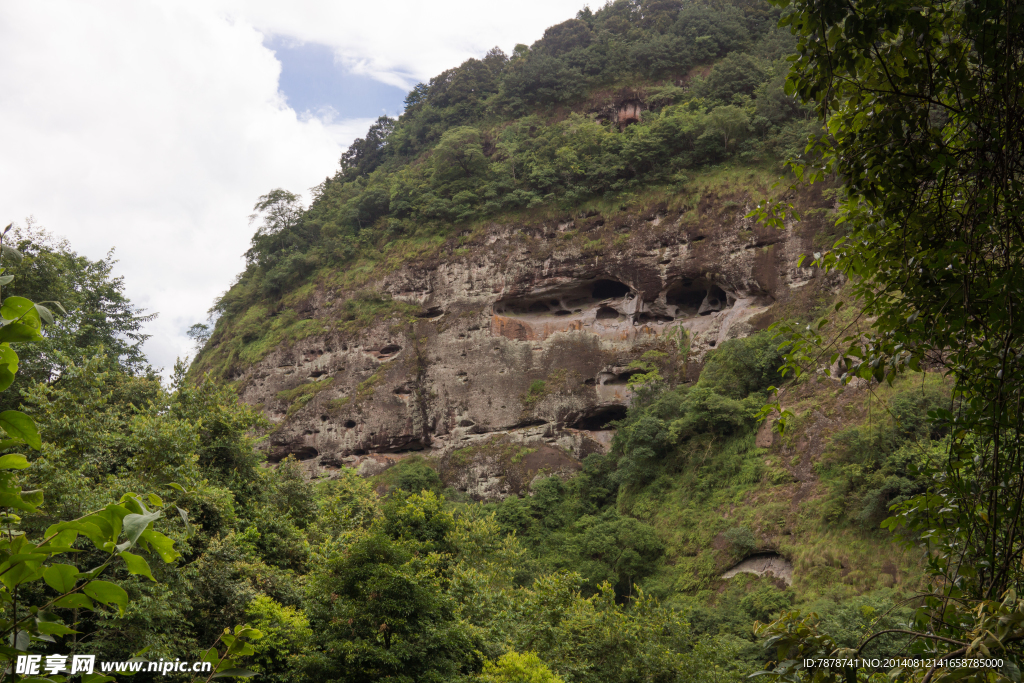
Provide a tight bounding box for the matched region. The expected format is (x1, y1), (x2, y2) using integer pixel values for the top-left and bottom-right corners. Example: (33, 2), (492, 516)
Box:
(194, 0), (814, 369)
(5, 0), (1023, 680)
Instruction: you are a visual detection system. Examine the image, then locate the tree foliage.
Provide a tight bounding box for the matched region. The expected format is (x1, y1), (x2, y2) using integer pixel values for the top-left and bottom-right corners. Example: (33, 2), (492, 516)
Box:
(2, 224), (153, 393)
(752, 0), (1024, 677)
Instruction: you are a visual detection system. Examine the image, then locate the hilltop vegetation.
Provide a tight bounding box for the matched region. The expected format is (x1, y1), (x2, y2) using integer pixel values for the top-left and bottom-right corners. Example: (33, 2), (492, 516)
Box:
(198, 0), (816, 374)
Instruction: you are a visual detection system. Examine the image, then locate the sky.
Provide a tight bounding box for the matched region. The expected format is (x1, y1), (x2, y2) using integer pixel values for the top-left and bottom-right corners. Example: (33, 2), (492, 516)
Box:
(0, 0), (588, 377)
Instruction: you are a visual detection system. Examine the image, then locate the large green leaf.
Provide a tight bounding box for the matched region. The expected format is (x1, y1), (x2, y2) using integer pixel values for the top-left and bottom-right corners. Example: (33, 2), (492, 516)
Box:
(0, 296), (40, 325)
(35, 620), (78, 636)
(0, 559), (43, 590)
(0, 344), (18, 392)
(82, 580), (129, 615)
(118, 550), (155, 582)
(0, 488), (43, 512)
(122, 509), (162, 546)
(0, 244), (23, 263)
(139, 528), (179, 563)
(54, 593), (94, 610)
(46, 521), (105, 549)
(0, 366), (14, 393)
(0, 322), (43, 343)
(0, 454), (28, 470)
(43, 564), (80, 593)
(0, 411), (40, 450)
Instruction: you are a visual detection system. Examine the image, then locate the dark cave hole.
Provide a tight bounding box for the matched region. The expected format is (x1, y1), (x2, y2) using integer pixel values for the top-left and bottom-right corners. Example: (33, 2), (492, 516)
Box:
(601, 369), (641, 385)
(596, 306), (619, 320)
(571, 404), (628, 430)
(554, 309), (572, 316)
(352, 449), (367, 456)
(343, 420), (357, 429)
(379, 344), (402, 355)
(700, 285), (728, 315)
(666, 282), (707, 311)
(293, 447), (319, 461)
(592, 279), (631, 300)
(528, 301), (550, 313)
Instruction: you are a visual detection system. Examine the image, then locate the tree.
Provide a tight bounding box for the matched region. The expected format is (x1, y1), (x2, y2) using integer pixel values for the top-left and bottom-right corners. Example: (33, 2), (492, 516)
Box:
(753, 0), (1024, 677)
(298, 492), (480, 682)
(433, 127), (488, 180)
(2, 223), (154, 388)
(703, 52), (765, 102)
(0, 224), (187, 682)
(535, 19), (593, 56)
(338, 116), (396, 182)
(479, 651), (565, 683)
(244, 189), (303, 268)
(708, 105), (749, 150)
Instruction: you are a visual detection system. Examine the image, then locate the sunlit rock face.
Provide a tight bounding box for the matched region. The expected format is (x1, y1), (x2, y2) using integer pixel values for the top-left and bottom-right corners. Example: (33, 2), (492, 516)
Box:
(232, 191), (833, 497)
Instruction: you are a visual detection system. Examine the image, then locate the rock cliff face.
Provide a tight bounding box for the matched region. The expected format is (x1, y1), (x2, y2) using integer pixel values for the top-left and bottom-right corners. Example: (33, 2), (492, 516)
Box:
(231, 188), (833, 498)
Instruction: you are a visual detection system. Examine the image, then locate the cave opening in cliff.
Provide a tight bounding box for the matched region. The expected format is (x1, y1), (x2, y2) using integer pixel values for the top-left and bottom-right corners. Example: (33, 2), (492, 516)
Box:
(592, 279), (630, 300)
(665, 279), (707, 317)
(700, 284), (729, 315)
(492, 277), (633, 317)
(665, 279), (735, 318)
(292, 446), (319, 461)
(596, 306), (618, 320)
(571, 404), (628, 430)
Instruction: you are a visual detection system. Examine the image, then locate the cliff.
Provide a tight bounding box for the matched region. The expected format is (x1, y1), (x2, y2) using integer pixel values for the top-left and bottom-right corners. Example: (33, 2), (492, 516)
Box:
(218, 180), (836, 498)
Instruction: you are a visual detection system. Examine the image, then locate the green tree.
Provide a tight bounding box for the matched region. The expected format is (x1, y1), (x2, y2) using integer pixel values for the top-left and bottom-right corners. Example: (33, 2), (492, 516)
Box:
(753, 0), (1024, 676)
(2, 224), (153, 390)
(338, 116), (396, 182)
(0, 225), (188, 682)
(433, 126), (488, 179)
(299, 493), (480, 683)
(708, 105), (750, 150)
(479, 651), (564, 683)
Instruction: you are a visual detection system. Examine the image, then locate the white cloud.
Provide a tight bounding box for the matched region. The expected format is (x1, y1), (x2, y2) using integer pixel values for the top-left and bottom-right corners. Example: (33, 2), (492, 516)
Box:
(0, 0), (587, 377)
(217, 0), (590, 89)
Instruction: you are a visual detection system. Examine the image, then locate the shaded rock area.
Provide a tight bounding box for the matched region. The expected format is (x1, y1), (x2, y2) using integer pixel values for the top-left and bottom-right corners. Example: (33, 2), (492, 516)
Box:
(227, 192), (834, 497)
(436, 433), (584, 500)
(722, 553), (794, 586)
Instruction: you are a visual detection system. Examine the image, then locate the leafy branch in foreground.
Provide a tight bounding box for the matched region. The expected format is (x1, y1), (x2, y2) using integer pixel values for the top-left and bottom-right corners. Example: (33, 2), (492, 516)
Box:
(747, 0), (1024, 678)
(0, 223), (262, 681)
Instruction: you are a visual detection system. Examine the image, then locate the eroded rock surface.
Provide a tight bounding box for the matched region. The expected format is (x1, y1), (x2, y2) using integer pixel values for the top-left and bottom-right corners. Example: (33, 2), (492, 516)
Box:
(722, 553), (794, 586)
(229, 196), (832, 494)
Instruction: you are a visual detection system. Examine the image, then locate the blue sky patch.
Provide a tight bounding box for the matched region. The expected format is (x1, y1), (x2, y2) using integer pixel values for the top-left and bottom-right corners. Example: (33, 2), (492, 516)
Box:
(265, 36), (408, 119)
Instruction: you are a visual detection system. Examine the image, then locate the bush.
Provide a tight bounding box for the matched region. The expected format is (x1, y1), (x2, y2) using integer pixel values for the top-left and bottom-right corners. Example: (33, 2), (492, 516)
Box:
(480, 651), (565, 683)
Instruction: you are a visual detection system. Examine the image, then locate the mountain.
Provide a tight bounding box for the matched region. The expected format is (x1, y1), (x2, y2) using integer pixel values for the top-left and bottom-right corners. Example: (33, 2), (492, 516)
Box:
(189, 0), (936, 664)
